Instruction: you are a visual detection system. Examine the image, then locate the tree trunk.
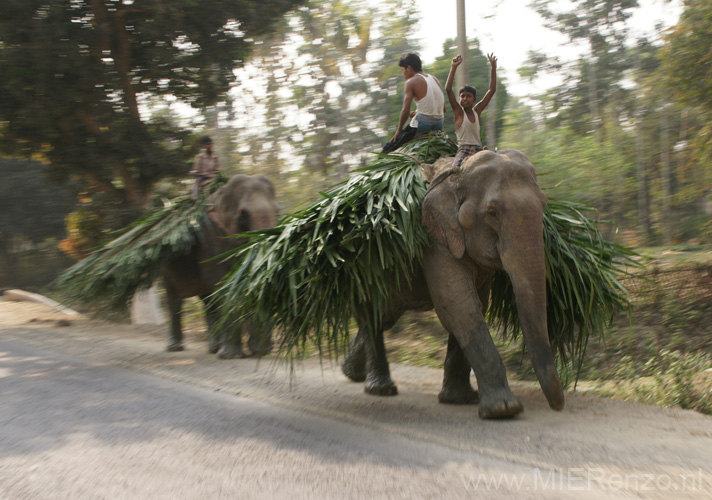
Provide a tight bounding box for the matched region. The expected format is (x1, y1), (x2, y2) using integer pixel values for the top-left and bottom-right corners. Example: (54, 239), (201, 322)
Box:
(635, 103), (650, 244)
(586, 61), (601, 141)
(660, 102), (672, 245)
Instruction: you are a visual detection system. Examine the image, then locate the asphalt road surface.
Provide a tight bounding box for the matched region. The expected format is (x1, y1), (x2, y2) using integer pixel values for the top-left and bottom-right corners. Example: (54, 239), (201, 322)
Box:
(1, 299), (711, 499)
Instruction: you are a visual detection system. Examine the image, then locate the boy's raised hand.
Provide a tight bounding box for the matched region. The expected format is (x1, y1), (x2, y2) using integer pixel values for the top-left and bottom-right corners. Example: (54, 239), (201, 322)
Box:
(487, 53), (497, 69)
(451, 55), (463, 68)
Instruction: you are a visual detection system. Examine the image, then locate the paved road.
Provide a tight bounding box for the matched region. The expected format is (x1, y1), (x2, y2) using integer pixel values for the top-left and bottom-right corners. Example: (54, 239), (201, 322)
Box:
(1, 300), (711, 499)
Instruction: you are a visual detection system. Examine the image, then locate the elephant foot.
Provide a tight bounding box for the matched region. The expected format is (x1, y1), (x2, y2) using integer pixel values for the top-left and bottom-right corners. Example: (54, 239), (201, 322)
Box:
(364, 375), (398, 396)
(248, 336), (273, 357)
(166, 341), (184, 352)
(208, 338), (220, 354)
(341, 356), (367, 382)
(478, 390), (523, 419)
(438, 382), (479, 405)
(217, 345), (246, 359)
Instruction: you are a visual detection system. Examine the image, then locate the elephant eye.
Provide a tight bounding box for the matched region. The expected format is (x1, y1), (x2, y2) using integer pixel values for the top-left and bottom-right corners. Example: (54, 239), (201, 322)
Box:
(486, 207), (497, 217)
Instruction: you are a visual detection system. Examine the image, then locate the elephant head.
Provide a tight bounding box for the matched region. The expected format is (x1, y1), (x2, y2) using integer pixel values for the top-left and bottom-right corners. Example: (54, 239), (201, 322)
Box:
(207, 174), (278, 249)
(421, 150), (564, 412)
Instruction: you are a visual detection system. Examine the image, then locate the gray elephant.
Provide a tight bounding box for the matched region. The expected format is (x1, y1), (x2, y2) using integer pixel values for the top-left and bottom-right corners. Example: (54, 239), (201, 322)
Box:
(163, 174), (278, 358)
(341, 150), (565, 419)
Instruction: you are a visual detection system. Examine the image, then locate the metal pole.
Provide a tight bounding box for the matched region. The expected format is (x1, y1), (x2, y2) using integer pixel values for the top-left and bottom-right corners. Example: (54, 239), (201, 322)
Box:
(456, 0), (467, 90)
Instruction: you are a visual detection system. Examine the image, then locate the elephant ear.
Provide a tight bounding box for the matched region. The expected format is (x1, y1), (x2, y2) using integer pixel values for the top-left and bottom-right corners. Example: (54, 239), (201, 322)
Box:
(205, 175), (245, 236)
(207, 208), (228, 235)
(253, 174), (276, 199)
(422, 170), (466, 259)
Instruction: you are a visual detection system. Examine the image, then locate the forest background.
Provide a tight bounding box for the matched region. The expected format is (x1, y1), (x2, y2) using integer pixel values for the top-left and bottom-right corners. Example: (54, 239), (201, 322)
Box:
(2, 0), (709, 287)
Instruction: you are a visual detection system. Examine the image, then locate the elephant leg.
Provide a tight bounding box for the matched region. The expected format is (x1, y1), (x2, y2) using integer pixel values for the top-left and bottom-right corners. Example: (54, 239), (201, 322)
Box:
(201, 295), (245, 359)
(200, 295), (223, 354)
(208, 334), (221, 355)
(423, 248), (522, 418)
(440, 275), (490, 405)
(165, 285), (184, 352)
(217, 329), (245, 359)
(438, 333), (479, 405)
(356, 308), (398, 396)
(340, 328), (367, 382)
(247, 319), (273, 357)
(364, 324), (398, 396)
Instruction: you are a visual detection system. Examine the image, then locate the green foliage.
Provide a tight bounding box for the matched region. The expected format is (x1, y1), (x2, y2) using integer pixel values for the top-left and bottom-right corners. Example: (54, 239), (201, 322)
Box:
(501, 84), (711, 247)
(0, 242), (75, 292)
(0, 0), (303, 211)
(218, 135), (635, 373)
(510, 0), (712, 247)
(661, 0), (712, 115)
(658, 0), (712, 235)
(527, 0), (640, 139)
(596, 349), (712, 415)
(503, 123), (637, 226)
(54, 175), (229, 309)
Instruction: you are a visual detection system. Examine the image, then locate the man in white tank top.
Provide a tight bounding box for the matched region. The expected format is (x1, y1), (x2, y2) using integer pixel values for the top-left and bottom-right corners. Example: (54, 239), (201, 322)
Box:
(445, 53), (498, 167)
(388, 53), (446, 145)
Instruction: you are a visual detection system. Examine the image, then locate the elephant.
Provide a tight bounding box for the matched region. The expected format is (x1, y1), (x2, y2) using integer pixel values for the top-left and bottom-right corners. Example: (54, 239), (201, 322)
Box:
(340, 149), (565, 419)
(163, 174), (278, 358)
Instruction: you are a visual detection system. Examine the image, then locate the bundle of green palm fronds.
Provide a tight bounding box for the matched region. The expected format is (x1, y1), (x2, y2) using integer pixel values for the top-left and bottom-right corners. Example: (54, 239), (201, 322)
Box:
(217, 135), (636, 373)
(55, 174), (229, 308)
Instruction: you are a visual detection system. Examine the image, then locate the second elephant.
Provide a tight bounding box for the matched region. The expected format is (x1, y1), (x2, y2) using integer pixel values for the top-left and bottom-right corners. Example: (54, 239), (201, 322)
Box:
(163, 174), (278, 358)
(341, 150), (565, 419)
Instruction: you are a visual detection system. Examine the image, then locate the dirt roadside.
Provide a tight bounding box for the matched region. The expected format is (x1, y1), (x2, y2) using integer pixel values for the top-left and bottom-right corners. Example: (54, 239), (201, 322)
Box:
(2, 297), (711, 498)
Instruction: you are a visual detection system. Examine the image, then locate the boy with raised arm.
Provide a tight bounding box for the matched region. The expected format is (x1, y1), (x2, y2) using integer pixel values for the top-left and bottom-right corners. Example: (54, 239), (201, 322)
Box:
(445, 53), (497, 167)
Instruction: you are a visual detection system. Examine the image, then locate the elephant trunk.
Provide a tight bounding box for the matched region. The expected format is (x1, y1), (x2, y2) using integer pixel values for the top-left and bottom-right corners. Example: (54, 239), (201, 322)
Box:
(249, 194), (278, 231)
(500, 226), (565, 411)
(252, 210), (276, 231)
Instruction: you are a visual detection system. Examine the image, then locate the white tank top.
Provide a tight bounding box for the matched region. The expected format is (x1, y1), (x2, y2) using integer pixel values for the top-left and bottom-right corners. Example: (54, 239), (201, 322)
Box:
(456, 111), (482, 146)
(412, 73), (444, 120)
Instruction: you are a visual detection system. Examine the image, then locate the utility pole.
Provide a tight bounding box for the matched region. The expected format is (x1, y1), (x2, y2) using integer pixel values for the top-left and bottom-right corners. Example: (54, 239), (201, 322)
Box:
(456, 0), (467, 90)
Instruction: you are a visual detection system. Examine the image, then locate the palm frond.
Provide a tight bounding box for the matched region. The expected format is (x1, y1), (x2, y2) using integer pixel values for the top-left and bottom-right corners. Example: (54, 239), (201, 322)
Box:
(54, 174), (229, 308)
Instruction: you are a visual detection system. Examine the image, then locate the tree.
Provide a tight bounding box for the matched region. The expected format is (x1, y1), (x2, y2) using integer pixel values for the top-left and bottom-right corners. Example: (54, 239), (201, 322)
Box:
(661, 0), (712, 115)
(233, 0), (422, 198)
(661, 0), (712, 225)
(0, 0), (303, 216)
(528, 0), (639, 139)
